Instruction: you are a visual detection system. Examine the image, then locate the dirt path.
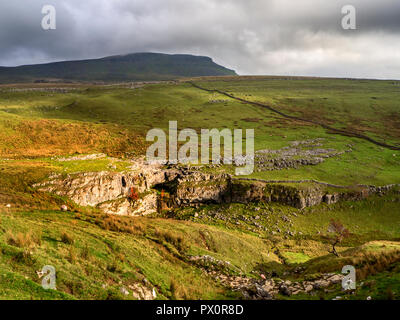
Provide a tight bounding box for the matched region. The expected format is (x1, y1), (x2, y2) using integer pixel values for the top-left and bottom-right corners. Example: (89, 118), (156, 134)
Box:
(190, 82), (400, 151)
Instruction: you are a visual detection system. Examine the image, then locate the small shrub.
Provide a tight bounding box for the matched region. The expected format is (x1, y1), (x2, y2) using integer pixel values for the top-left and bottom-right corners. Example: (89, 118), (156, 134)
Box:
(61, 231), (74, 244)
(61, 279), (84, 296)
(12, 249), (36, 266)
(107, 259), (121, 273)
(387, 287), (395, 300)
(128, 187), (139, 202)
(104, 239), (121, 253)
(117, 252), (125, 262)
(363, 280), (376, 289)
(105, 288), (124, 300)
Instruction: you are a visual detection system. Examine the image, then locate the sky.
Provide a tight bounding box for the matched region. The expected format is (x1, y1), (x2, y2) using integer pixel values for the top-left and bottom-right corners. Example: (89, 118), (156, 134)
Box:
(1, 0), (400, 79)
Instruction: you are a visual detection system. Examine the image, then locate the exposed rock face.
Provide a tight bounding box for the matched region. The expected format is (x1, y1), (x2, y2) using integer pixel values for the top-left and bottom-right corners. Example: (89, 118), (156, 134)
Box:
(40, 171), (135, 207)
(231, 182), (324, 208)
(170, 174), (397, 209)
(34, 159), (178, 216)
(34, 158), (400, 215)
(171, 172), (317, 208)
(174, 173), (231, 205)
(96, 194), (158, 216)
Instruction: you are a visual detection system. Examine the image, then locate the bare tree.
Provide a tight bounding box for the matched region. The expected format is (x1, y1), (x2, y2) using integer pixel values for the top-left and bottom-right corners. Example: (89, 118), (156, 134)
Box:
(325, 219), (350, 257)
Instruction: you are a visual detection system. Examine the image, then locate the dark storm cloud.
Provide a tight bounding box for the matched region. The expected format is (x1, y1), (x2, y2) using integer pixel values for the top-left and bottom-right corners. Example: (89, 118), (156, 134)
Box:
(0, 0), (399, 78)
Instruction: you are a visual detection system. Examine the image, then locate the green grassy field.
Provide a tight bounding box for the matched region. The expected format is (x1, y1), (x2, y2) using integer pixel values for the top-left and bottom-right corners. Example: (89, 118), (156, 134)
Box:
(1, 78), (399, 185)
(0, 76), (400, 300)
(195, 77), (400, 144)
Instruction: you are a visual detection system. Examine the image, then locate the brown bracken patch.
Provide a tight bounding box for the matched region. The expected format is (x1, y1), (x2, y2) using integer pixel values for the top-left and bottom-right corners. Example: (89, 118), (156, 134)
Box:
(0, 119), (148, 158)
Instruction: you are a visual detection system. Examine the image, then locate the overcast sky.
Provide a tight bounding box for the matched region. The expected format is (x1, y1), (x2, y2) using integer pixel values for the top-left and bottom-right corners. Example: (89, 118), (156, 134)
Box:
(1, 0), (399, 79)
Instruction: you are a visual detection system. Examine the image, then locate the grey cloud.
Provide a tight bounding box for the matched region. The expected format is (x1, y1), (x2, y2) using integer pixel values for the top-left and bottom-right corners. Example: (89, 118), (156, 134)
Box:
(0, 0), (399, 78)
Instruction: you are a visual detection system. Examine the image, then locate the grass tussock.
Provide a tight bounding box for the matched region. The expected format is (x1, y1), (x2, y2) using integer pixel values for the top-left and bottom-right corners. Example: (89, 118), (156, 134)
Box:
(170, 278), (189, 300)
(94, 214), (145, 235)
(302, 242), (400, 281)
(60, 231), (74, 244)
(356, 249), (400, 280)
(6, 230), (41, 248)
(154, 229), (189, 254)
(80, 244), (90, 260)
(67, 246), (77, 263)
(106, 258), (122, 273)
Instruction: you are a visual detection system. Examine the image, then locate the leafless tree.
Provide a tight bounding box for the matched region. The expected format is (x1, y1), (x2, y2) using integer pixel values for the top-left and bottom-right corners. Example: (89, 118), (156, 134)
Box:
(325, 219), (350, 257)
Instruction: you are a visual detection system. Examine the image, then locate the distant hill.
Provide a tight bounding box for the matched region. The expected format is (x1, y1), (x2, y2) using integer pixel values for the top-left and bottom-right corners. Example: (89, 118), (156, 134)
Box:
(0, 52), (237, 83)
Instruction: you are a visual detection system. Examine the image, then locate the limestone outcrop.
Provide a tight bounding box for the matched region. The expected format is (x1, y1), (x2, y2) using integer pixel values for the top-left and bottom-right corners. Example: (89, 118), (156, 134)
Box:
(170, 173), (398, 209)
(33, 159), (178, 216)
(33, 158), (400, 215)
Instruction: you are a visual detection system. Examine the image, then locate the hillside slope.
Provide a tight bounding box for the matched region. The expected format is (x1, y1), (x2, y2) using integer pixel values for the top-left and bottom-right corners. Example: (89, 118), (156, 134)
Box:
(1, 78), (400, 300)
(0, 53), (237, 83)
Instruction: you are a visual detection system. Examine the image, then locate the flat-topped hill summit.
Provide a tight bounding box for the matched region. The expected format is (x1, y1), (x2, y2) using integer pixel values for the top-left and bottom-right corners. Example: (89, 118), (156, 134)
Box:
(0, 52), (237, 83)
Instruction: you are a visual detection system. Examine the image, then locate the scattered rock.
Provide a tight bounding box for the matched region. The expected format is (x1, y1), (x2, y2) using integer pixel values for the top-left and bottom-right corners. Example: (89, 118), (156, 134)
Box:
(120, 287), (129, 296)
(129, 283), (155, 300)
(279, 284), (291, 296)
(313, 280), (329, 289)
(304, 285), (313, 293)
(189, 255), (233, 272)
(56, 153), (106, 162)
(327, 274), (342, 284)
(254, 139), (350, 172)
(286, 231), (295, 237)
